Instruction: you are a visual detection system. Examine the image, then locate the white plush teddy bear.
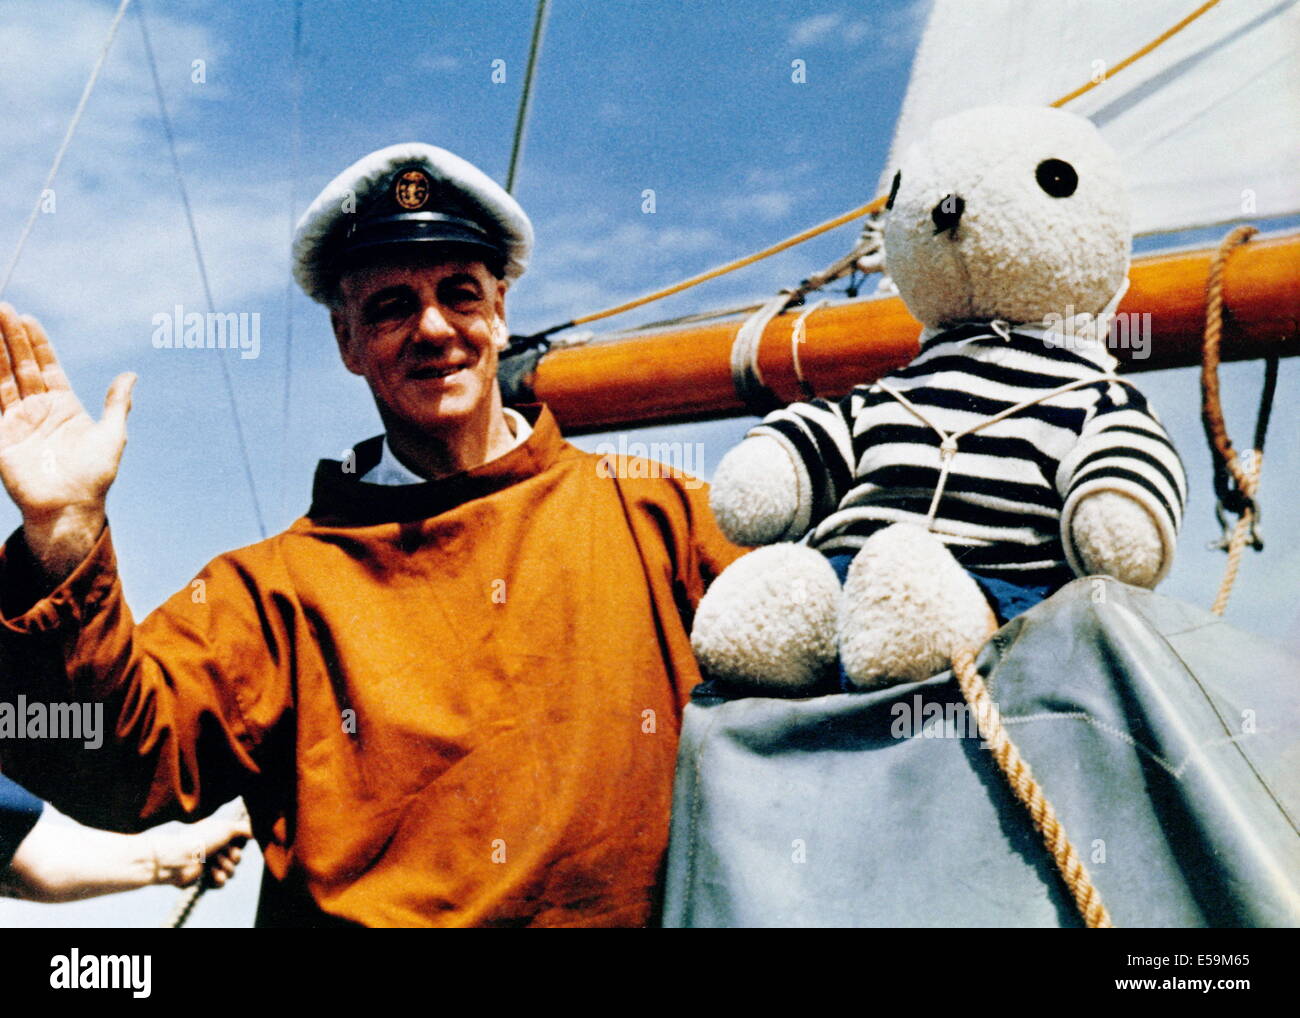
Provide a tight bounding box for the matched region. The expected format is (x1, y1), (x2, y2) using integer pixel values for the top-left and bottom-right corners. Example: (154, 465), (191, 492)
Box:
(691, 105), (1187, 693)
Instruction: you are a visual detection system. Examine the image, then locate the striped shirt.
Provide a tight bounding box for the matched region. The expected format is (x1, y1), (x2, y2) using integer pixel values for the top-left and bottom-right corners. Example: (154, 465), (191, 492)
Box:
(751, 323), (1187, 588)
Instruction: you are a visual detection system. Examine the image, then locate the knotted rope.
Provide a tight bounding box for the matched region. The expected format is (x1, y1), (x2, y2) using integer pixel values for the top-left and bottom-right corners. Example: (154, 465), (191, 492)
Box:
(729, 215), (885, 412)
(1199, 224), (1276, 615)
(951, 647), (1113, 928)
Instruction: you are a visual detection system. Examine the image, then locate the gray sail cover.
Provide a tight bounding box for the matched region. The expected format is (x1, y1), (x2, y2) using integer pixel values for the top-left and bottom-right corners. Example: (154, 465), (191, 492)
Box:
(664, 577), (1300, 927)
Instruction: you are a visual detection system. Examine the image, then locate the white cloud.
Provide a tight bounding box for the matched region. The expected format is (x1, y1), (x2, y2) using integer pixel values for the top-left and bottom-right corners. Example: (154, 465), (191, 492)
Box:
(596, 101), (625, 125)
(721, 190), (798, 222)
(417, 54), (461, 73)
(789, 2), (930, 53)
(745, 162), (818, 189)
(541, 219), (723, 268)
(788, 10), (872, 49)
(789, 13), (844, 47)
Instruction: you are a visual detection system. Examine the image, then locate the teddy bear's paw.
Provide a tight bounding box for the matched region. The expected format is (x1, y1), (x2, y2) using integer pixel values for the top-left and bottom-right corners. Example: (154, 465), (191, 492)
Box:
(691, 543), (839, 692)
(838, 524), (997, 690)
(709, 436), (804, 546)
(1070, 490), (1165, 588)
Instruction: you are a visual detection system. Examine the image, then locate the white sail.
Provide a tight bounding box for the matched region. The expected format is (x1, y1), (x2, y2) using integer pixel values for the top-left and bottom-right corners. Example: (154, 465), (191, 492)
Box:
(883, 0), (1300, 236)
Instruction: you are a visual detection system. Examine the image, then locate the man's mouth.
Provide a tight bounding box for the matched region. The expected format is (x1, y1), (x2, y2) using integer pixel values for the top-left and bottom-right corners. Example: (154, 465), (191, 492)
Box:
(408, 363), (468, 380)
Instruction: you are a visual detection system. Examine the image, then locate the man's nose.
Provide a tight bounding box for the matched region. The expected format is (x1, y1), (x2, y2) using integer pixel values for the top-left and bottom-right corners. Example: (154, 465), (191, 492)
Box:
(414, 303), (457, 342)
(931, 193), (965, 235)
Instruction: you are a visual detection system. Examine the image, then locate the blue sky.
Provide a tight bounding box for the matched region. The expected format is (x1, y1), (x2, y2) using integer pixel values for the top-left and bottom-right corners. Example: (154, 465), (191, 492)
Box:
(0, 0), (1295, 928)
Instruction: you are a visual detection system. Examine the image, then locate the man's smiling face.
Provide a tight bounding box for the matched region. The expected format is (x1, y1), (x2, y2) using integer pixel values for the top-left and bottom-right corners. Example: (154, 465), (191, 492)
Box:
(331, 252), (508, 437)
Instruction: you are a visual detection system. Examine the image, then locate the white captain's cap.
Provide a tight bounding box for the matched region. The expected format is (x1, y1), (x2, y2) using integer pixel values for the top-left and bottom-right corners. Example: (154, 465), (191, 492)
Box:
(292, 141), (534, 305)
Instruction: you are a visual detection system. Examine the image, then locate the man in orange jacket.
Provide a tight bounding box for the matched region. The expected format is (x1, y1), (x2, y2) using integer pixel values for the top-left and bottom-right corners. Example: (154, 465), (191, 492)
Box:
(0, 143), (744, 926)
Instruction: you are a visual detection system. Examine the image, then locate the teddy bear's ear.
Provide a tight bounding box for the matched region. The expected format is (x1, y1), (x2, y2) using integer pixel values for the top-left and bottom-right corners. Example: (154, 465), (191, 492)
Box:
(885, 169), (902, 210)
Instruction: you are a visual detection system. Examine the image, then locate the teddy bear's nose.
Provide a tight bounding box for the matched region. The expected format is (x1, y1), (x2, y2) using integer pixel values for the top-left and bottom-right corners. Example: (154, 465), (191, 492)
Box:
(931, 194), (965, 235)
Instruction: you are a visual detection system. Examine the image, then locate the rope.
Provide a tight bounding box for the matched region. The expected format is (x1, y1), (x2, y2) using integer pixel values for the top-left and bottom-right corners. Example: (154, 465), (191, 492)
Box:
(506, 0), (551, 194)
(1200, 225), (1274, 615)
(729, 291), (798, 414)
(0, 0), (134, 300)
(951, 648), (1114, 928)
(1210, 452), (1260, 616)
(724, 217), (885, 408)
(1050, 0), (1223, 108)
(533, 0), (1225, 338)
(875, 372), (1134, 530)
(137, 0), (268, 539)
(563, 196), (888, 333)
(166, 882), (206, 929)
(1201, 225), (1263, 503)
(789, 299), (828, 399)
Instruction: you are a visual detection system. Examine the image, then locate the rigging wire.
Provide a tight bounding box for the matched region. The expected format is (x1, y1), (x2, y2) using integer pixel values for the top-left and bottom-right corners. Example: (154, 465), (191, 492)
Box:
(136, 0), (268, 539)
(279, 0), (304, 517)
(506, 0), (551, 195)
(0, 0), (134, 300)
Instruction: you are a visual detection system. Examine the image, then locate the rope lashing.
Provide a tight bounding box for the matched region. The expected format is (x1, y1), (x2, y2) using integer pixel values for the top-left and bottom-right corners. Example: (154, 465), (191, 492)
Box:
(730, 290), (798, 414)
(951, 648), (1114, 928)
(789, 299), (828, 399)
(1200, 224), (1275, 615)
(727, 217), (885, 411)
(535, 0), (1225, 339)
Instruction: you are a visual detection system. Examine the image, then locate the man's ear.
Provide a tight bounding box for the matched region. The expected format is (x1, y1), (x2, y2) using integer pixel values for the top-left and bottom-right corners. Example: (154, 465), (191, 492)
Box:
(331, 309), (365, 376)
(492, 284), (509, 351)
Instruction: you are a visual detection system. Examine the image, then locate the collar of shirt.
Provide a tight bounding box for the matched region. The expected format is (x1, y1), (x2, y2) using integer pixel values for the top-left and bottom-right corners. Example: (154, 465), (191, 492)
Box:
(308, 404), (561, 526)
(916, 278), (1129, 374)
(361, 406), (534, 486)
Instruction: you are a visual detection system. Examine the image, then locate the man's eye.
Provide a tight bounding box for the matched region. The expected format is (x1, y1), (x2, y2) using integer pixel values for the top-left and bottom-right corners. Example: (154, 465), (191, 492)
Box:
(365, 295), (416, 322)
(444, 287), (481, 305)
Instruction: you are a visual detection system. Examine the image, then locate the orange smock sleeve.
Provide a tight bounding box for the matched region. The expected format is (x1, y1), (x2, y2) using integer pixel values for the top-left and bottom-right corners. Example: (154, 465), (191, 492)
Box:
(0, 524), (290, 832)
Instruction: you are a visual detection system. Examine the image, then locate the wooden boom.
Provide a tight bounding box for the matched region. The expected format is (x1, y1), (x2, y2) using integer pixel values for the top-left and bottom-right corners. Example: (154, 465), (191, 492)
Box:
(523, 231), (1299, 433)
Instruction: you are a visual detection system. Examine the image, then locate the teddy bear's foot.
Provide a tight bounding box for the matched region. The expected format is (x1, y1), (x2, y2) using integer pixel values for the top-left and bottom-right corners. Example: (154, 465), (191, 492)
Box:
(691, 543), (840, 693)
(838, 524), (997, 690)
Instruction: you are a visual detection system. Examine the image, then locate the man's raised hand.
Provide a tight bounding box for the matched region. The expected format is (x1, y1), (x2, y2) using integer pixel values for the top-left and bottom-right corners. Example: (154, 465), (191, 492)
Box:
(0, 304), (135, 584)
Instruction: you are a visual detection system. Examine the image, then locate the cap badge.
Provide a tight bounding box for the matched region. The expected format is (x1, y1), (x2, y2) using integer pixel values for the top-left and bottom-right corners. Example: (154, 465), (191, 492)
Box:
(393, 168), (431, 210)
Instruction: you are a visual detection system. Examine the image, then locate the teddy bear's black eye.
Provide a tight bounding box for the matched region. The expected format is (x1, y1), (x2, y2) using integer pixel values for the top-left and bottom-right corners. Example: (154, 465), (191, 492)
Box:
(1036, 158), (1077, 198)
(885, 170), (901, 210)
